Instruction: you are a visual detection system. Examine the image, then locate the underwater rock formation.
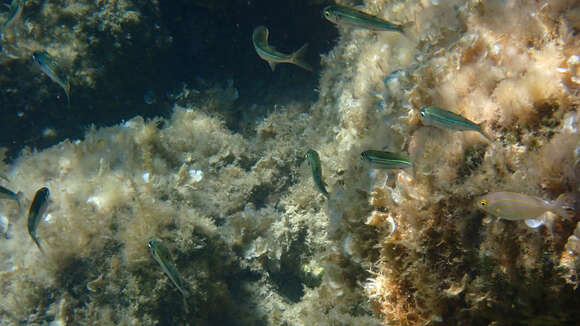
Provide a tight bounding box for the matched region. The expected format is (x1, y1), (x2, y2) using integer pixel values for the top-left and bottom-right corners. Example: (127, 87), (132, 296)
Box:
(0, 0), (579, 325)
(318, 0), (580, 324)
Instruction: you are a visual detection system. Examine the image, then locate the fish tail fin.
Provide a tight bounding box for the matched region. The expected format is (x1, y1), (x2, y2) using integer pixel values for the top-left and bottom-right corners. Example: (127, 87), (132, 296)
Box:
(399, 21), (416, 40)
(15, 191), (22, 211)
(476, 122), (493, 141)
(290, 43), (313, 72)
(183, 296), (190, 314)
(181, 289), (191, 313)
(33, 236), (45, 254)
(64, 79), (71, 108)
(551, 192), (578, 219)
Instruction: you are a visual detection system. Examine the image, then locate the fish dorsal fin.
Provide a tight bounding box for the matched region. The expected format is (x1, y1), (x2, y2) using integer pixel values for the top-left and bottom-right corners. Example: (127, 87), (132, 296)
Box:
(263, 26), (269, 42)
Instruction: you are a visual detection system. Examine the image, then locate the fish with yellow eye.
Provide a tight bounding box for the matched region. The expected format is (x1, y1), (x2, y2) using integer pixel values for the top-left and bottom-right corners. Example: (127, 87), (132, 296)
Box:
(476, 192), (576, 228)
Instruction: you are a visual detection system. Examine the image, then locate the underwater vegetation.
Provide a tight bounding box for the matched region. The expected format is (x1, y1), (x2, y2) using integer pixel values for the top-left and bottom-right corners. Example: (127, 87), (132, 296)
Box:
(0, 0), (580, 325)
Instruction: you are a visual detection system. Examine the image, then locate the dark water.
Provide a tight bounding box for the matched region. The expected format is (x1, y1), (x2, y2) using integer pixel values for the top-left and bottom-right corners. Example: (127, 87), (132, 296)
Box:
(0, 0), (337, 161)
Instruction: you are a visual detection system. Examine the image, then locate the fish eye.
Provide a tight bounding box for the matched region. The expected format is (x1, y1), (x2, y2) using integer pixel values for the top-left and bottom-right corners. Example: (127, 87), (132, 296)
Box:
(479, 200), (488, 207)
(324, 11), (330, 17)
(419, 110), (425, 117)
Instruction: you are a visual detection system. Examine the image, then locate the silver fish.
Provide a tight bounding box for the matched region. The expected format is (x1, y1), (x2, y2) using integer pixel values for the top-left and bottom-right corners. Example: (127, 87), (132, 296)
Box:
(0, 185), (20, 209)
(305, 149), (329, 197)
(477, 191), (575, 228)
(27, 187), (49, 252)
(361, 150), (413, 170)
(147, 238), (189, 297)
(252, 26), (312, 72)
(3, 0), (25, 28)
(322, 5), (413, 34)
(33, 51), (71, 105)
(419, 106), (491, 140)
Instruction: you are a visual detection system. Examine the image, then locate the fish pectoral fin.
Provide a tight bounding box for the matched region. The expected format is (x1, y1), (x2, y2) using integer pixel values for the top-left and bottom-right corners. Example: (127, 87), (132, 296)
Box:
(524, 218), (544, 229)
(267, 61), (277, 71)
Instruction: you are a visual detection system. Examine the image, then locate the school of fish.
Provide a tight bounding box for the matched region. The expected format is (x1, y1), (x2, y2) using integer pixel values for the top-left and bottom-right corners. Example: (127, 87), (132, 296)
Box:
(0, 2), (577, 318)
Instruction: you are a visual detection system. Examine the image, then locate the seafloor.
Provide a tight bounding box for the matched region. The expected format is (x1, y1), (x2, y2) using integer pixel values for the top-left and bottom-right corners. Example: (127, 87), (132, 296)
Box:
(0, 0), (579, 325)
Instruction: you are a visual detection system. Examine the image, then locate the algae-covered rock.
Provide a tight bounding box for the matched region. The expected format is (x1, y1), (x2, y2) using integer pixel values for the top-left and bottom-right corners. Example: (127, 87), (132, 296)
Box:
(1, 0), (580, 325)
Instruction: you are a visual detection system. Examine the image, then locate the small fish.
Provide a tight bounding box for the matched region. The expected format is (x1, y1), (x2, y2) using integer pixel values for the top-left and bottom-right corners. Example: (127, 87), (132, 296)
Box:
(27, 187), (49, 252)
(32, 51), (71, 105)
(148, 238), (190, 304)
(322, 5), (412, 34)
(305, 149), (329, 197)
(143, 89), (155, 105)
(252, 26), (312, 72)
(2, 0), (25, 29)
(477, 192), (575, 228)
(0, 185), (20, 209)
(361, 150), (413, 169)
(419, 106), (491, 140)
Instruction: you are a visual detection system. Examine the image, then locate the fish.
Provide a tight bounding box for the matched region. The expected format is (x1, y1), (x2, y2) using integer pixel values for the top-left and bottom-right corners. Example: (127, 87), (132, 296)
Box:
(147, 237), (190, 311)
(252, 25), (312, 72)
(305, 149), (329, 197)
(419, 106), (491, 140)
(322, 5), (413, 34)
(32, 51), (71, 105)
(361, 150), (413, 169)
(0, 185), (20, 209)
(2, 0), (25, 29)
(27, 187), (49, 252)
(476, 192), (576, 228)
